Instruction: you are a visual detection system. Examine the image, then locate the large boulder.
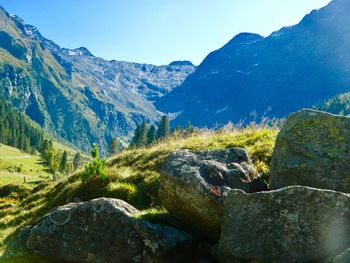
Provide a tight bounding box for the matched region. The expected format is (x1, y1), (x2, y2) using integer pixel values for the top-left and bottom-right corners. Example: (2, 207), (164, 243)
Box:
(25, 198), (192, 263)
(159, 148), (266, 241)
(216, 186), (350, 263)
(270, 109), (350, 192)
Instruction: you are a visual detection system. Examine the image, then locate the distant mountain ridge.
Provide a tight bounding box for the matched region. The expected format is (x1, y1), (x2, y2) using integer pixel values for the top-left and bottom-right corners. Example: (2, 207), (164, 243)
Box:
(0, 6), (195, 153)
(157, 0), (350, 126)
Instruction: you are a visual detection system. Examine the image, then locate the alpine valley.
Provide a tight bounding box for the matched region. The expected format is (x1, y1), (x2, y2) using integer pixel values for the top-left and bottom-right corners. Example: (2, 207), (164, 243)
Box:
(4, 1), (350, 263)
(2, 0), (350, 153)
(0, 6), (195, 153)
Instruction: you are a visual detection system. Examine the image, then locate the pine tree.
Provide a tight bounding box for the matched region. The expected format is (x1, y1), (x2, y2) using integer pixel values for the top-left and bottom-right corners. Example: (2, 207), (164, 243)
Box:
(23, 137), (31, 153)
(59, 150), (68, 172)
(147, 125), (157, 145)
(130, 125), (141, 148)
(0, 99), (46, 154)
(48, 151), (60, 174)
(130, 121), (147, 148)
(81, 144), (108, 183)
(139, 121), (147, 146)
(91, 144), (99, 159)
(73, 152), (82, 170)
(109, 138), (121, 156)
(157, 116), (170, 139)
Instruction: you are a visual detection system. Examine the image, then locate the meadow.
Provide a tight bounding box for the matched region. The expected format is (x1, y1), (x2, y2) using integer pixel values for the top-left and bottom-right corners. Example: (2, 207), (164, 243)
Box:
(0, 144), (50, 186)
(0, 127), (278, 259)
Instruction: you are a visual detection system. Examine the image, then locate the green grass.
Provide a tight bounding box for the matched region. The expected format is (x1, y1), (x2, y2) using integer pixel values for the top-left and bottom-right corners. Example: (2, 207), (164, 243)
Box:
(0, 144), (51, 186)
(0, 127), (278, 259)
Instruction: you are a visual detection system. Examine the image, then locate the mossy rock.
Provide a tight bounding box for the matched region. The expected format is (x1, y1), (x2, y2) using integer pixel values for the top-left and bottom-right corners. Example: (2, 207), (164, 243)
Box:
(270, 109), (350, 192)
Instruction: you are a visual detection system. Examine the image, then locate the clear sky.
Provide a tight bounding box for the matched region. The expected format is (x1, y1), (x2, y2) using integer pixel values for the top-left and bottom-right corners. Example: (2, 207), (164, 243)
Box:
(0, 0), (332, 65)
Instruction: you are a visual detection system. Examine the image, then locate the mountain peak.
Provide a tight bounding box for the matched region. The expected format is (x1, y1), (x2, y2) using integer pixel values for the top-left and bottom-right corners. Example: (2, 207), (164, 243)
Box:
(225, 33), (264, 47)
(63, 47), (93, 57)
(9, 14), (24, 24)
(169, 60), (194, 67)
(157, 0), (350, 128)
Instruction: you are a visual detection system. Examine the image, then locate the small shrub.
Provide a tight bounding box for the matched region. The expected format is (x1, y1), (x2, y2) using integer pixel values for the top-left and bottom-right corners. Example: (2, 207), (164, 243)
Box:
(80, 158), (108, 183)
(80, 144), (108, 183)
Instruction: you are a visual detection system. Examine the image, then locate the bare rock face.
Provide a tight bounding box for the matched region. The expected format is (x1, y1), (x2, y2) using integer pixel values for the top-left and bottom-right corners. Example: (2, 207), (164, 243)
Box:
(270, 109), (350, 192)
(217, 186), (350, 263)
(25, 198), (191, 263)
(159, 148), (266, 241)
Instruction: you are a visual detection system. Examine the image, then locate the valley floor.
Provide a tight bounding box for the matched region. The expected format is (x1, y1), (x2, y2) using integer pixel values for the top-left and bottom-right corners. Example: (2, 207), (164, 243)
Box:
(0, 144), (50, 186)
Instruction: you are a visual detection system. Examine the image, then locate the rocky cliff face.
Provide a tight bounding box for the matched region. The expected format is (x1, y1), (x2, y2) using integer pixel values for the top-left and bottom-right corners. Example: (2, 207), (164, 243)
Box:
(0, 7), (195, 152)
(157, 0), (350, 127)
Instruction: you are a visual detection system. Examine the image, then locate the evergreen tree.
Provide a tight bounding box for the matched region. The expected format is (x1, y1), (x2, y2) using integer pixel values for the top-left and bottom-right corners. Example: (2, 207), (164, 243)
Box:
(81, 144), (108, 183)
(0, 99), (46, 154)
(130, 125), (141, 148)
(73, 152), (82, 170)
(23, 137), (31, 153)
(42, 139), (52, 154)
(130, 121), (147, 148)
(109, 138), (121, 156)
(157, 116), (170, 139)
(49, 151), (60, 174)
(147, 125), (157, 145)
(59, 150), (68, 172)
(91, 144), (99, 159)
(139, 121), (147, 146)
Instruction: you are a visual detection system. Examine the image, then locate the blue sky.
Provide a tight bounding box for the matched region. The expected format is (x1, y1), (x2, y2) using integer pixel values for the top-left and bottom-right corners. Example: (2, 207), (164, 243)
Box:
(0, 0), (331, 65)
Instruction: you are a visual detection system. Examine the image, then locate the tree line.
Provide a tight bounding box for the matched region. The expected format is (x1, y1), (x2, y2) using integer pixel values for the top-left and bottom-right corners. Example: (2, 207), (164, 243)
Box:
(128, 116), (194, 148)
(41, 139), (83, 175)
(0, 99), (84, 175)
(0, 99), (45, 154)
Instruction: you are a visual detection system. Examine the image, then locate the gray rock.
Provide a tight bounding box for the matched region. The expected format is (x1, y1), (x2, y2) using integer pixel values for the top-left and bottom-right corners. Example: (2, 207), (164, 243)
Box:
(270, 109), (350, 192)
(26, 198), (191, 263)
(217, 186), (350, 263)
(159, 148), (266, 241)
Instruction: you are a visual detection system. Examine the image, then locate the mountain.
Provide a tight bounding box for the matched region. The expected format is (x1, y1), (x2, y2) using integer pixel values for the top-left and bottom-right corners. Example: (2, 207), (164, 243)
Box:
(156, 0), (350, 126)
(315, 92), (350, 116)
(0, 7), (195, 153)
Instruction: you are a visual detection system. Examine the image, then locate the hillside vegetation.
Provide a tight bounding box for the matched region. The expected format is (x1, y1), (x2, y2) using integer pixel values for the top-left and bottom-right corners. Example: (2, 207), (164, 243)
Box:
(0, 99), (45, 154)
(0, 144), (50, 186)
(0, 127), (277, 260)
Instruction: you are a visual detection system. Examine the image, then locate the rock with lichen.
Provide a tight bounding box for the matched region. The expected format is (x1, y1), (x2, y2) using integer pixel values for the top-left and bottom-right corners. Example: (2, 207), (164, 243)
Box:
(216, 186), (350, 263)
(159, 148), (267, 241)
(270, 109), (350, 192)
(25, 198), (191, 263)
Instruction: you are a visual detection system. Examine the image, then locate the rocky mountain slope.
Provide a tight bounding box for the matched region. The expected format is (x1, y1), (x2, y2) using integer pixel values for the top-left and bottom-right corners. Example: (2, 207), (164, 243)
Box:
(157, 0), (350, 126)
(315, 91), (350, 116)
(0, 7), (195, 152)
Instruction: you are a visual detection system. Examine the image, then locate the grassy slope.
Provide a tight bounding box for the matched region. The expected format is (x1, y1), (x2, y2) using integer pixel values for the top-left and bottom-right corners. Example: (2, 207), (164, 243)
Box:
(0, 127), (278, 259)
(0, 144), (50, 186)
